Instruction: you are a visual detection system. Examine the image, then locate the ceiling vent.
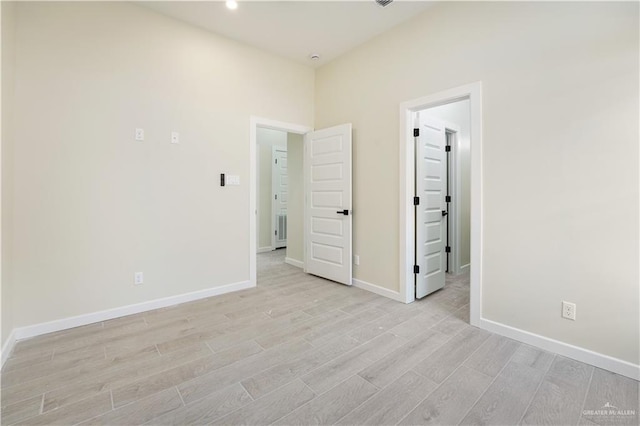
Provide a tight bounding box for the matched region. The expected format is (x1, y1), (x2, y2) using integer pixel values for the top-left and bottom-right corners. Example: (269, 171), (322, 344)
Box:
(375, 0), (394, 8)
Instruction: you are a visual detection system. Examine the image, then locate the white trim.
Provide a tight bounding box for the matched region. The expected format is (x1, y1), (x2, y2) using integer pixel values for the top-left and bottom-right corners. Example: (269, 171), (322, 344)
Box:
(460, 263), (470, 271)
(352, 278), (404, 303)
(250, 116), (311, 288)
(12, 280), (252, 341)
(1, 329), (17, 367)
(285, 257), (304, 269)
(399, 82), (483, 330)
(480, 317), (640, 380)
(257, 247), (273, 253)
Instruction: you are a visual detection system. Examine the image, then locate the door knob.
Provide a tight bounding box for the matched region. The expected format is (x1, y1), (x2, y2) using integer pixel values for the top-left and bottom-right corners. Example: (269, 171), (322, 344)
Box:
(337, 210), (349, 215)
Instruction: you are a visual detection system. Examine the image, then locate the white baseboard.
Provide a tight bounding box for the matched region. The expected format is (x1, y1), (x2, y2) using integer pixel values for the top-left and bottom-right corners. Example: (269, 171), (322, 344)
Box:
(479, 317), (640, 381)
(1, 329), (17, 367)
(460, 263), (470, 271)
(257, 247), (273, 253)
(352, 278), (404, 303)
(11, 280), (254, 342)
(285, 257), (304, 269)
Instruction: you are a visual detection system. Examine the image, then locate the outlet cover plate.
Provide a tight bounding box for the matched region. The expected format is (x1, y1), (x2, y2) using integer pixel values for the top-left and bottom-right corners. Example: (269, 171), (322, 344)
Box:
(562, 301), (576, 320)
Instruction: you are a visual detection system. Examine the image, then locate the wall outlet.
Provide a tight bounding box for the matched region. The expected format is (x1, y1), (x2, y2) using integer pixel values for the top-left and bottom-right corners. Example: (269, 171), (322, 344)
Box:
(562, 301), (576, 320)
(134, 272), (144, 285)
(135, 128), (144, 141)
(171, 131), (180, 144)
(353, 255), (360, 265)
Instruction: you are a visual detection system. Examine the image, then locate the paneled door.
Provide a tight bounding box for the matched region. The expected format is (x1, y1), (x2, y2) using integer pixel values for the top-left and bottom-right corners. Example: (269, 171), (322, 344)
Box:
(272, 147), (288, 249)
(304, 124), (352, 285)
(415, 115), (447, 298)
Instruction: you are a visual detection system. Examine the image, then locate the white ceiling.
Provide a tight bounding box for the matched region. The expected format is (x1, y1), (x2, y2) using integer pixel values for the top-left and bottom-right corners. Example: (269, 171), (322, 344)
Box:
(138, 1), (435, 67)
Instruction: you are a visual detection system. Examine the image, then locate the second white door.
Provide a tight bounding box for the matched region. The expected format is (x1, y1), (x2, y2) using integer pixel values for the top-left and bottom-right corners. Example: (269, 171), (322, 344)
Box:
(272, 147), (288, 249)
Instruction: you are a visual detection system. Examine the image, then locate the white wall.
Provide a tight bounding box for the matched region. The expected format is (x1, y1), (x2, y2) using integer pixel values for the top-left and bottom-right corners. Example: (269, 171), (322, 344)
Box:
(257, 128), (287, 250)
(315, 2), (639, 365)
(424, 100), (471, 269)
(7, 1), (313, 329)
(285, 133), (304, 264)
(1, 1), (16, 350)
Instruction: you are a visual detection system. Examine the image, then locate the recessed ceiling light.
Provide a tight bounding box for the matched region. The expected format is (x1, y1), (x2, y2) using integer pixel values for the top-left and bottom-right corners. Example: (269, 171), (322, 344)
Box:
(226, 1), (238, 10)
(310, 54), (321, 61)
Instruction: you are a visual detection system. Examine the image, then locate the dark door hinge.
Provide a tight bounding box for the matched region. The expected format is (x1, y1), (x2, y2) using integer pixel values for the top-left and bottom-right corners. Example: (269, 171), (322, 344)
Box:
(275, 159), (278, 164)
(445, 145), (451, 152)
(275, 230), (277, 235)
(445, 195), (451, 203)
(413, 265), (420, 274)
(413, 128), (419, 137)
(413, 196), (420, 206)
(445, 246), (451, 253)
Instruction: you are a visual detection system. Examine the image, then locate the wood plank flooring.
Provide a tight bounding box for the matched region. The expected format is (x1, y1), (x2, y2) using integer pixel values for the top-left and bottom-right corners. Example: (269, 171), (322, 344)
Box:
(1, 250), (638, 425)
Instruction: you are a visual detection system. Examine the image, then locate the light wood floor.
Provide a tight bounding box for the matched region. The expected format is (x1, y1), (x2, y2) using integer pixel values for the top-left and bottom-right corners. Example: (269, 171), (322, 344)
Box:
(1, 250), (638, 425)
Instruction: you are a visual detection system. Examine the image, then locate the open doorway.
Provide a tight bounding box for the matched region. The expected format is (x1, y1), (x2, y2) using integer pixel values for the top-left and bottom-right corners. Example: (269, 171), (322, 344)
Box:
(399, 82), (482, 327)
(414, 99), (471, 298)
(249, 117), (353, 289)
(256, 127), (305, 270)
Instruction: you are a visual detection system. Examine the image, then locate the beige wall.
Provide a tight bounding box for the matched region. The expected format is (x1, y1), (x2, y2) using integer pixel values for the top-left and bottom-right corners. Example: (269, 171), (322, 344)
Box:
(257, 128), (287, 250)
(1, 1), (16, 349)
(285, 133), (304, 263)
(424, 100), (471, 269)
(315, 2), (639, 364)
(8, 1), (313, 328)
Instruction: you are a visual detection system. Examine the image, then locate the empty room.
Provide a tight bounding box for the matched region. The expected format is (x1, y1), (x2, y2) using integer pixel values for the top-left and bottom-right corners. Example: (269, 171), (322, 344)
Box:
(1, 1), (638, 425)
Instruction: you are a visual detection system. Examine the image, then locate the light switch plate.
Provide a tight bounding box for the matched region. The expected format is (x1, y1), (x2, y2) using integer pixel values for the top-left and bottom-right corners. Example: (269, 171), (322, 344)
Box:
(227, 175), (240, 185)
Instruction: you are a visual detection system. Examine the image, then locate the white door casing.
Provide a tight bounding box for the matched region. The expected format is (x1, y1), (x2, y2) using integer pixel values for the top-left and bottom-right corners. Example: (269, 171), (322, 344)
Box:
(272, 147), (288, 249)
(304, 123), (353, 285)
(415, 114), (447, 298)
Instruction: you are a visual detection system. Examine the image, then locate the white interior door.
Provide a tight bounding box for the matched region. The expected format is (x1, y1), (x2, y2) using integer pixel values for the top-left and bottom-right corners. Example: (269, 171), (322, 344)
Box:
(304, 123), (352, 285)
(415, 114), (447, 298)
(272, 147), (288, 249)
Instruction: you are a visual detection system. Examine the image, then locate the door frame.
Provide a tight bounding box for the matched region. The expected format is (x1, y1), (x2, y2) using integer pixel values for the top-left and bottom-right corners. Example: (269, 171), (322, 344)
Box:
(398, 82), (483, 328)
(250, 116), (311, 288)
(271, 145), (288, 250)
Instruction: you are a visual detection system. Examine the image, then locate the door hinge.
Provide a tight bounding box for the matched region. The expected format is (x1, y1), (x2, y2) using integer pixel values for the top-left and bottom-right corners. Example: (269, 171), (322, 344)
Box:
(275, 159), (278, 164)
(413, 128), (419, 137)
(275, 194), (278, 200)
(413, 265), (420, 274)
(275, 230), (277, 235)
(445, 195), (451, 203)
(445, 246), (451, 253)
(445, 145), (451, 152)
(413, 196), (420, 206)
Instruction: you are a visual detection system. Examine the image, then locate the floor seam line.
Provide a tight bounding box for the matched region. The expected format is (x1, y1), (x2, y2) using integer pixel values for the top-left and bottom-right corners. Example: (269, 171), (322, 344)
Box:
(456, 341), (521, 424)
(516, 354), (557, 425)
(576, 365), (595, 426)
